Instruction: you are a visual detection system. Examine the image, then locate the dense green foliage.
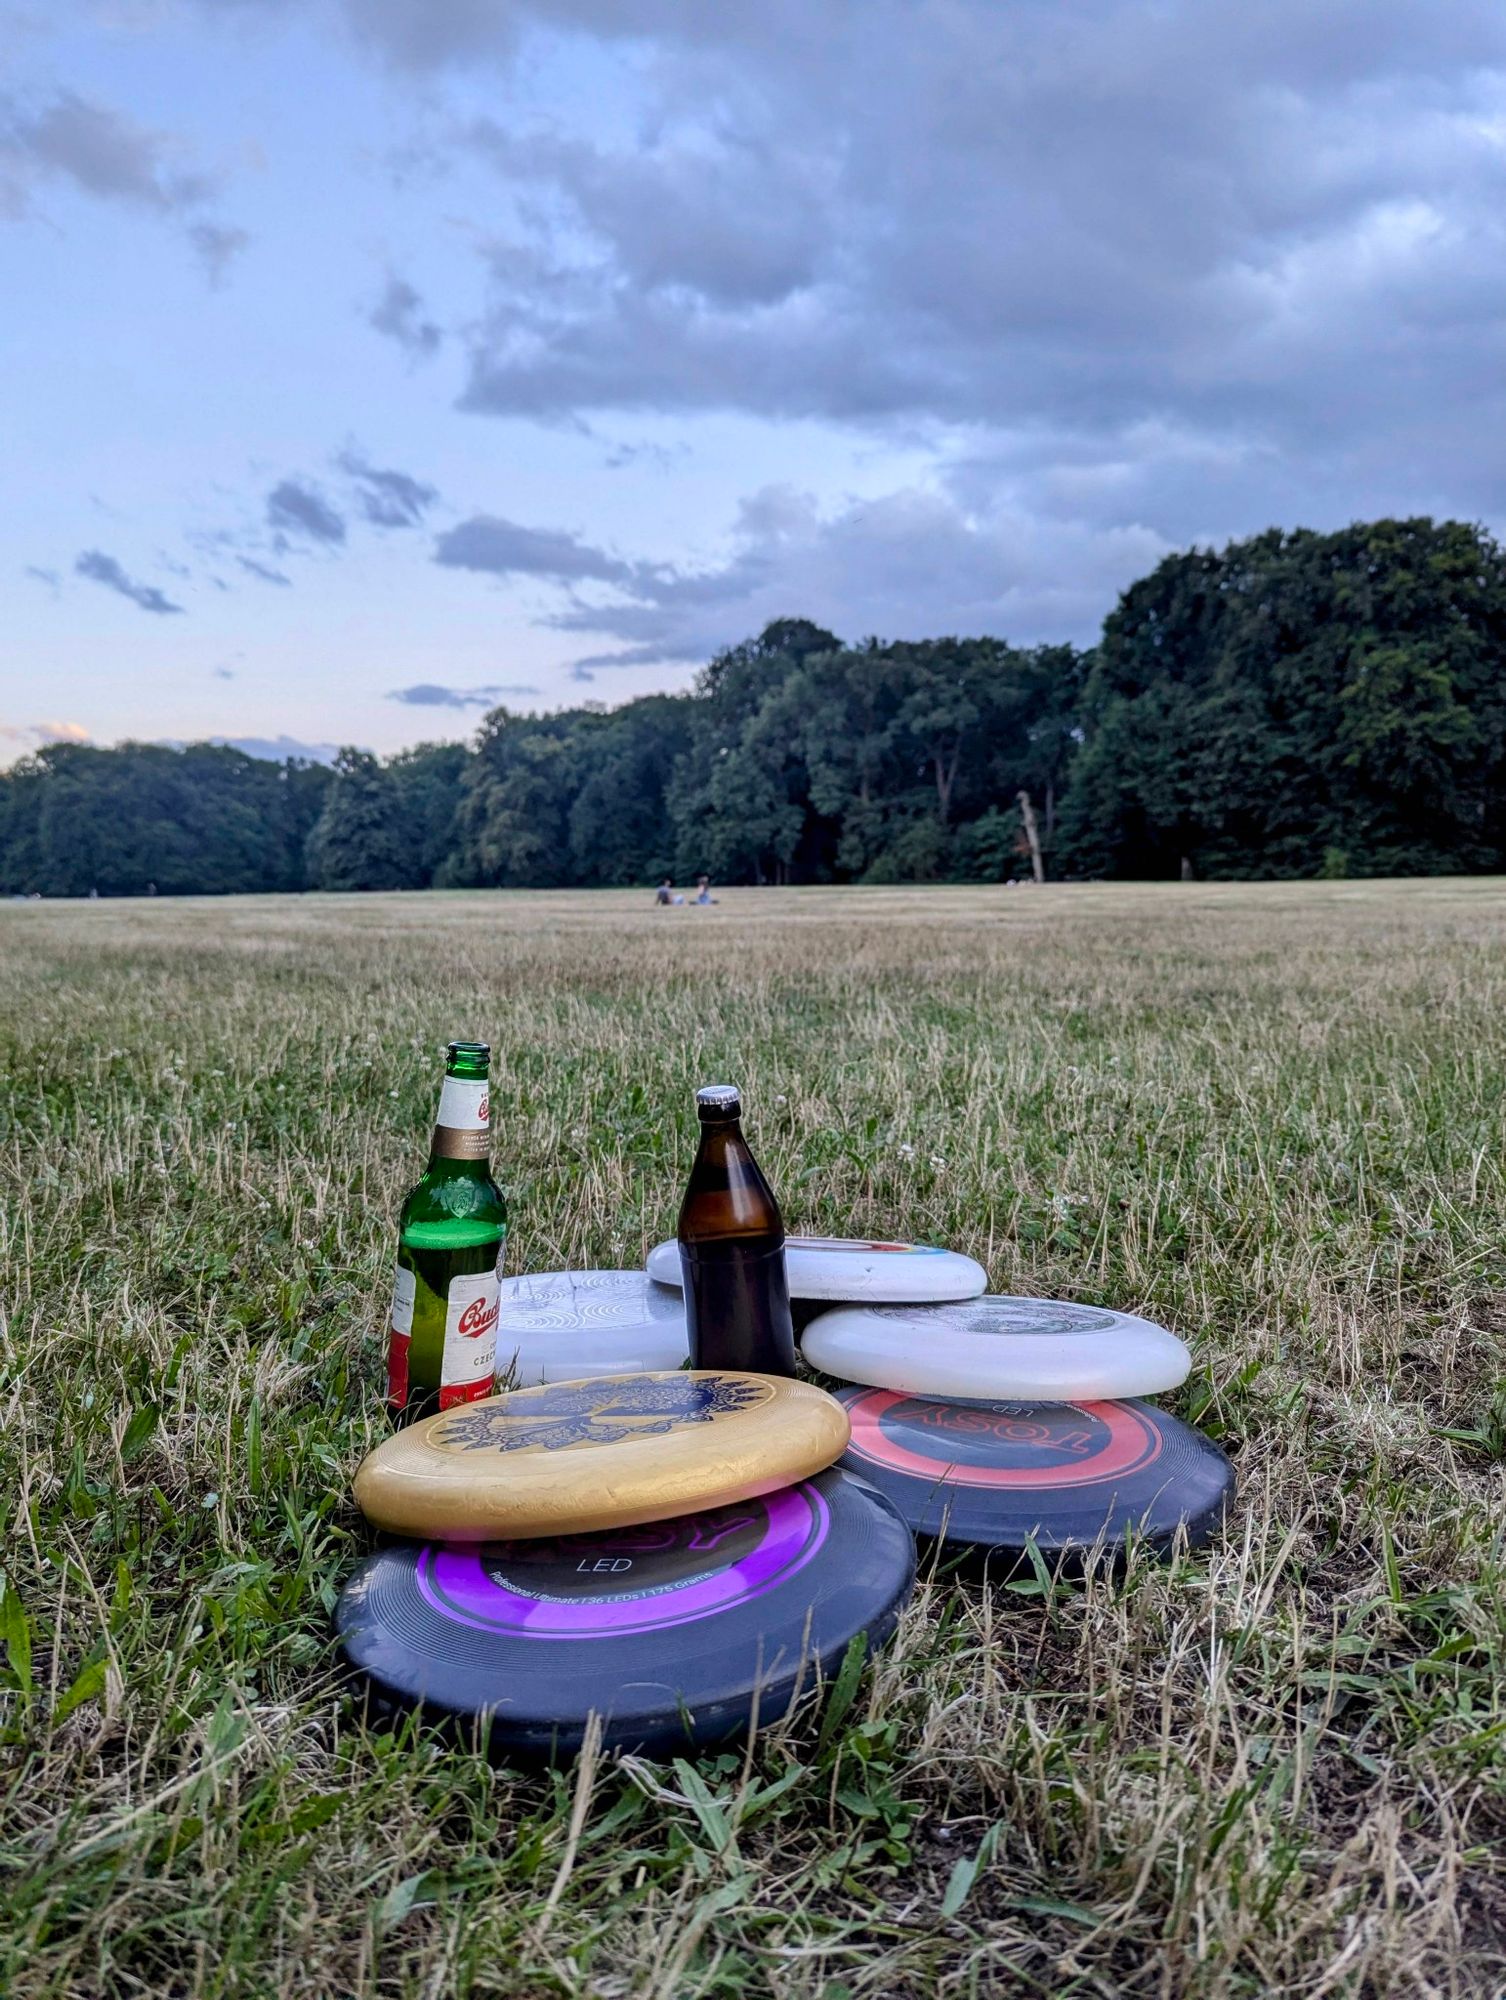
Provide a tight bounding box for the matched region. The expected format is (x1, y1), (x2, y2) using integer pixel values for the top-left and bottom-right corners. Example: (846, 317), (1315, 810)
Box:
(0, 742), (330, 897)
(1063, 517), (1506, 879)
(7, 517), (1506, 893)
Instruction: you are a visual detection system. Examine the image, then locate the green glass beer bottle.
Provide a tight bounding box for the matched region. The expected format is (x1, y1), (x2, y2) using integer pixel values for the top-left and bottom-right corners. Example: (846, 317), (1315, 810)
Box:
(386, 1041), (508, 1426)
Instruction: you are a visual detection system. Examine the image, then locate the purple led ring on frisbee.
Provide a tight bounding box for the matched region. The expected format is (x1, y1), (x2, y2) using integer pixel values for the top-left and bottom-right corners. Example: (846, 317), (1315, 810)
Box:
(416, 1481), (832, 1640)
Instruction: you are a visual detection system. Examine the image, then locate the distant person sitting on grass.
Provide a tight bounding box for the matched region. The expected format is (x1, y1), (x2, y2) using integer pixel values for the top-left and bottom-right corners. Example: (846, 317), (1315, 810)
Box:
(694, 875), (718, 905)
(655, 877), (685, 906)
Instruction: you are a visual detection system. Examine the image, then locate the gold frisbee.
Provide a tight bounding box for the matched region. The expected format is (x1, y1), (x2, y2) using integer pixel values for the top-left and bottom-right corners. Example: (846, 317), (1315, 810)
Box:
(352, 1370), (852, 1542)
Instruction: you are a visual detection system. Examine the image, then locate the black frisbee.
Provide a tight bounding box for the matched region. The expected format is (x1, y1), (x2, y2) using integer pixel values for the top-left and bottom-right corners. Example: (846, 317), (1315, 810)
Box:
(836, 1389), (1233, 1560)
(337, 1466), (915, 1759)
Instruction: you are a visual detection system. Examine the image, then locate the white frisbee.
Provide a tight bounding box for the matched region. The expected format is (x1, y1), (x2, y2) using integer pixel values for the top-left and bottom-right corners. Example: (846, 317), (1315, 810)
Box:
(644, 1235), (987, 1304)
(800, 1295), (1191, 1402)
(494, 1270), (688, 1385)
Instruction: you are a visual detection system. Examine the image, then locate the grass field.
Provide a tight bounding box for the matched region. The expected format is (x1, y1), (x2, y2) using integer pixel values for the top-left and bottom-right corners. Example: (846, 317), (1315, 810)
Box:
(1, 880), (1504, 1999)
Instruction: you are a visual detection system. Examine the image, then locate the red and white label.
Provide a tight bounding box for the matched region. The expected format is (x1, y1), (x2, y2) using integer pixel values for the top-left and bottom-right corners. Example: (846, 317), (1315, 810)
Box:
(436, 1077), (490, 1132)
(439, 1269), (500, 1410)
(386, 1264), (416, 1409)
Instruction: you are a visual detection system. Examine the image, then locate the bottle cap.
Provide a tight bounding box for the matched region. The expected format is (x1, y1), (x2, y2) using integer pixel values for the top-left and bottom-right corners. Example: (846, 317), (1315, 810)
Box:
(696, 1084), (741, 1115)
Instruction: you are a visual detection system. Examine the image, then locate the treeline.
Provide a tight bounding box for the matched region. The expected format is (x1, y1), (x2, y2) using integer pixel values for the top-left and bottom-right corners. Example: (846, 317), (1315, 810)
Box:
(0, 744), (333, 898)
(6, 517), (1506, 895)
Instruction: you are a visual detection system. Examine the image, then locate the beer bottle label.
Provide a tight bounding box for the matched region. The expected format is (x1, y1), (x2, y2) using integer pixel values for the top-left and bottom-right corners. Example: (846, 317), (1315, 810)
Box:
(439, 1269), (500, 1410)
(431, 1077), (491, 1161)
(386, 1264), (416, 1410)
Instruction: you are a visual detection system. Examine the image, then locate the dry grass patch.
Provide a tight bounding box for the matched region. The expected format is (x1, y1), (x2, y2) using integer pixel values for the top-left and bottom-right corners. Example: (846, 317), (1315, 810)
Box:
(0, 882), (1503, 1998)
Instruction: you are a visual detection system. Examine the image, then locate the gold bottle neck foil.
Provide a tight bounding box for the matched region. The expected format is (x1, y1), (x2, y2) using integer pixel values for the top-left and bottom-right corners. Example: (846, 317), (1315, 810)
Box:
(430, 1125), (491, 1161)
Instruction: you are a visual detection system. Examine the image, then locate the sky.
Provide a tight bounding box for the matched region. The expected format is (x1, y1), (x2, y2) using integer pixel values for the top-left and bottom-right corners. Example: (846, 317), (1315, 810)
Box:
(6, 0), (1506, 765)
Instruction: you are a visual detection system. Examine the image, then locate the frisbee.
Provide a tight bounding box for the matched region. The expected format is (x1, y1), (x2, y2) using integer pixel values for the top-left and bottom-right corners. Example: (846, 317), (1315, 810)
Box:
(336, 1467), (916, 1758)
(494, 1269), (687, 1386)
(836, 1389), (1233, 1557)
(802, 1295), (1190, 1401)
(645, 1234), (987, 1304)
(353, 1370), (851, 1542)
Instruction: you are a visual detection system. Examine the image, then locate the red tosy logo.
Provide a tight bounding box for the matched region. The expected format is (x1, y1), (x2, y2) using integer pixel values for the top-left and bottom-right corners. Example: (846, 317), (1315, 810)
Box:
(458, 1295), (500, 1340)
(477, 1095), (489, 1124)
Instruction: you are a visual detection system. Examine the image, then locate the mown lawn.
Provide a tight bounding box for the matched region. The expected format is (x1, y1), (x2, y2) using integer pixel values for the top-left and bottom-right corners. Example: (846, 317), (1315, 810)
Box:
(0, 881), (1503, 1999)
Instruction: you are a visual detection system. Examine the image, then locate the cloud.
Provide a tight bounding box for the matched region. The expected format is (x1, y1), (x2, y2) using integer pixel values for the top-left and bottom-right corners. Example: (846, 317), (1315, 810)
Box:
(0, 719), (88, 757)
(75, 549), (184, 615)
(338, 449), (439, 527)
(434, 514), (637, 585)
(211, 735), (342, 763)
(388, 681), (540, 707)
(62, 0), (1506, 664)
(440, 6), (1506, 435)
(188, 220), (250, 285)
(368, 0), (1506, 575)
(430, 482), (1168, 669)
(23, 565), (59, 587)
(236, 554), (292, 586)
(368, 274), (442, 359)
(6, 90), (204, 210)
(1, 89), (246, 275)
(266, 478), (346, 546)
(156, 734), (344, 764)
(467, 118), (826, 309)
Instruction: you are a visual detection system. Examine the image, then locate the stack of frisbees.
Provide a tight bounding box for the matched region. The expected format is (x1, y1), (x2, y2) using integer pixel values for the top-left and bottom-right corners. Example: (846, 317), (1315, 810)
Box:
(647, 1232), (1232, 1569)
(801, 1292), (1234, 1569)
(338, 1369), (914, 1760)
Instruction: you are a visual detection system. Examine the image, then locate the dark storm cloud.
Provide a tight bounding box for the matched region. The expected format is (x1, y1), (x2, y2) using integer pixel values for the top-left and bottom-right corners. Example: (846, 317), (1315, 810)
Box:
(367, 275), (443, 359)
(338, 450), (439, 527)
(266, 478), (347, 546)
(433, 514), (638, 585)
(389, 681), (540, 707)
(75, 549), (184, 615)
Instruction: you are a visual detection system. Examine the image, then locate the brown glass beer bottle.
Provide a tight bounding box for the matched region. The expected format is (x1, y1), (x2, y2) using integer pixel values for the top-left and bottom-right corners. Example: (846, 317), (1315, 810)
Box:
(677, 1084), (797, 1377)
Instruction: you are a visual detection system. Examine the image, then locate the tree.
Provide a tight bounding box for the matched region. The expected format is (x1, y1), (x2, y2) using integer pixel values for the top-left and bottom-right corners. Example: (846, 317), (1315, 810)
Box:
(305, 749), (414, 891)
(669, 625), (830, 883)
(388, 742), (469, 887)
(567, 695), (695, 885)
(455, 711), (588, 887)
(894, 640), (988, 832)
(268, 759), (336, 890)
(798, 643), (909, 877)
(1060, 519), (1506, 878)
(0, 741), (330, 896)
